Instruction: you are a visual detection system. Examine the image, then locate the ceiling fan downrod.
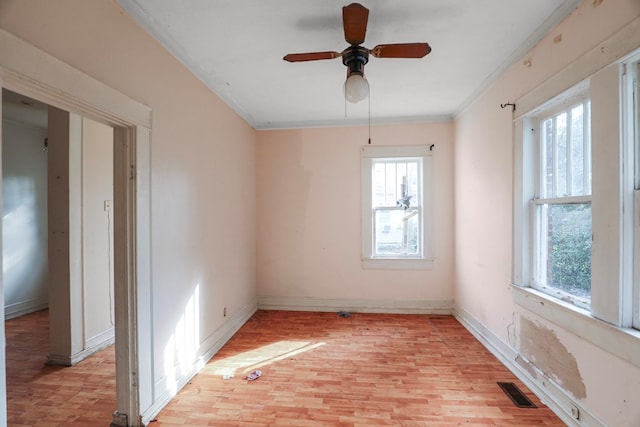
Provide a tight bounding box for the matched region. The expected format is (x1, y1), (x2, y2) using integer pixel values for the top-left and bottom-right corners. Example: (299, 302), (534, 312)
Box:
(342, 45), (369, 78)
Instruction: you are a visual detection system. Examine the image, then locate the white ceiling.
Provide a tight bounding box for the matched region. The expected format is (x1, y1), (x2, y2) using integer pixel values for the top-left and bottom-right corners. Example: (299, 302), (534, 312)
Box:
(116, 0), (581, 130)
(2, 89), (48, 129)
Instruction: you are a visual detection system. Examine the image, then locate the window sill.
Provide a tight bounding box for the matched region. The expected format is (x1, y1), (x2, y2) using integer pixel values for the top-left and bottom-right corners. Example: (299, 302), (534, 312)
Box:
(511, 284), (640, 369)
(362, 257), (434, 270)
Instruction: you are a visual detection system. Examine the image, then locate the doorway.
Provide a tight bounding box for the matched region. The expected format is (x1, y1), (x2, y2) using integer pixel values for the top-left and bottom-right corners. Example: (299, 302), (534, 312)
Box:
(1, 29), (152, 427)
(3, 89), (118, 423)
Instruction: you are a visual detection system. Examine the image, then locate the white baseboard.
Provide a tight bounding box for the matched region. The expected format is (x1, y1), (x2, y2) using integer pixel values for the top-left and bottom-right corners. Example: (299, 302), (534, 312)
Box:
(454, 307), (605, 427)
(5, 298), (48, 320)
(86, 327), (115, 350)
(140, 298), (257, 425)
(258, 296), (453, 314)
(47, 330), (115, 366)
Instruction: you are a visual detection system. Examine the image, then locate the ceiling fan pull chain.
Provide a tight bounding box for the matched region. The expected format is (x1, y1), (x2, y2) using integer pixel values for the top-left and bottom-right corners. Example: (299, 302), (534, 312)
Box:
(344, 94), (347, 118)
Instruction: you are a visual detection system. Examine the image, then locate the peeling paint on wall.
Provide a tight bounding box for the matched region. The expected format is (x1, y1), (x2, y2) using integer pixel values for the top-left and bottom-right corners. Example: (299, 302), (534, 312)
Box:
(519, 317), (586, 399)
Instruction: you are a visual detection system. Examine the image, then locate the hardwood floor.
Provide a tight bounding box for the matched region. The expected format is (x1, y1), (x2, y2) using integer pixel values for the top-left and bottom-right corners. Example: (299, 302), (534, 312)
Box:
(5, 309), (116, 426)
(5, 309), (565, 426)
(153, 311), (565, 426)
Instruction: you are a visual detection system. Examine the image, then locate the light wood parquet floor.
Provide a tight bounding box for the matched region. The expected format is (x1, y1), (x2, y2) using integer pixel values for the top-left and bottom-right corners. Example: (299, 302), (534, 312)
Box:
(5, 309), (116, 426)
(5, 309), (565, 426)
(153, 311), (565, 426)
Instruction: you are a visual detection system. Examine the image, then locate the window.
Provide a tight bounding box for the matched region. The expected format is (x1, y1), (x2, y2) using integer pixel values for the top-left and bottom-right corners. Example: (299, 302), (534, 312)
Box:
(531, 98), (592, 309)
(512, 26), (640, 372)
(361, 145), (433, 270)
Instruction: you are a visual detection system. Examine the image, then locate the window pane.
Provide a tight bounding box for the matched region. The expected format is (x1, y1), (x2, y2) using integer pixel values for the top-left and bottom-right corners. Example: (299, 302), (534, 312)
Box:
(373, 162), (385, 207)
(374, 209), (420, 256)
(541, 203), (591, 300)
(570, 104), (585, 195)
(385, 163), (396, 205)
(396, 162), (407, 202)
(556, 112), (568, 197)
(542, 118), (553, 197)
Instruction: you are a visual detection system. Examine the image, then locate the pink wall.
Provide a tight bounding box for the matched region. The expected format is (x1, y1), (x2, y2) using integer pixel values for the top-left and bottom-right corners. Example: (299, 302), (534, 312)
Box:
(455, 0), (640, 424)
(0, 0), (257, 402)
(257, 123), (454, 308)
(3, 0), (640, 423)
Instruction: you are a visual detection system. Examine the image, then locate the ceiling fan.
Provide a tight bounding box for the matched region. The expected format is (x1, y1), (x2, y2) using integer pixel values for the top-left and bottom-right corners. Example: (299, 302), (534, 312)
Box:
(283, 3), (432, 104)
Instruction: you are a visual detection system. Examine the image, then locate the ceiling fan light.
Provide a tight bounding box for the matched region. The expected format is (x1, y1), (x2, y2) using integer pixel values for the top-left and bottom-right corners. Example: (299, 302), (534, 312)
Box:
(344, 73), (369, 103)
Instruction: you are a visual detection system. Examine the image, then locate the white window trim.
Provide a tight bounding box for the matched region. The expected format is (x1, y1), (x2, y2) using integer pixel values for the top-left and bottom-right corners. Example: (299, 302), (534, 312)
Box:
(634, 190), (640, 329)
(528, 98), (593, 310)
(627, 54), (640, 329)
(361, 145), (434, 270)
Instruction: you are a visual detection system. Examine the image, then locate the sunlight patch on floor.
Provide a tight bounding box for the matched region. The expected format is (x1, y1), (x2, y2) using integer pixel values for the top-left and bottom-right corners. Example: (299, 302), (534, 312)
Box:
(205, 340), (326, 378)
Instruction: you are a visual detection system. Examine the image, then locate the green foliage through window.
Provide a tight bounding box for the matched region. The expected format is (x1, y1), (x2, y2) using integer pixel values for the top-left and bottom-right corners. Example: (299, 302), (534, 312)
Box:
(545, 203), (591, 299)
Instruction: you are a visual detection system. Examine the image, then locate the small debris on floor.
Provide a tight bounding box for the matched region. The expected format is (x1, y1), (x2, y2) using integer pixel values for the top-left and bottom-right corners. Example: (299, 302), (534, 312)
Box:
(246, 370), (262, 381)
(222, 373), (234, 380)
(338, 311), (351, 318)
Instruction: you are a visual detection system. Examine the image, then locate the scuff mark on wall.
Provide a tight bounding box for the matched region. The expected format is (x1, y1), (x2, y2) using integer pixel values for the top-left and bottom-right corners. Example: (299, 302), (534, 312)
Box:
(592, 0), (603, 8)
(506, 311), (518, 348)
(515, 355), (538, 379)
(519, 317), (586, 399)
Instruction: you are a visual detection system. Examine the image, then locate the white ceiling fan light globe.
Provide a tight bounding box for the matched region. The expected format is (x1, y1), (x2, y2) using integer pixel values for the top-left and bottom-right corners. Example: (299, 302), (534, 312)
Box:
(344, 74), (369, 103)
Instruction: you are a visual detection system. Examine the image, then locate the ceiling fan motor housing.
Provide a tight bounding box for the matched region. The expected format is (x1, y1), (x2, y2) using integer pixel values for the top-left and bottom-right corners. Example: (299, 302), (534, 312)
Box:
(343, 45), (369, 77)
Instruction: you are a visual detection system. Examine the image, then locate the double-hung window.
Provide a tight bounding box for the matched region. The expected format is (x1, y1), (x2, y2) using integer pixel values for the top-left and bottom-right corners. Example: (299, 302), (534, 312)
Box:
(512, 28), (640, 374)
(361, 145), (433, 270)
(531, 98), (592, 309)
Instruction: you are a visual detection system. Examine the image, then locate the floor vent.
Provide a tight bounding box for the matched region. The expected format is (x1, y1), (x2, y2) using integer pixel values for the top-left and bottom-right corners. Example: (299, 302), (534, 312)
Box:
(497, 382), (537, 408)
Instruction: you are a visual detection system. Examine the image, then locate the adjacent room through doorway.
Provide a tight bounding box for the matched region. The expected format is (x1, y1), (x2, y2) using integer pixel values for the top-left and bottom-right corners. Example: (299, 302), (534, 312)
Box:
(2, 89), (117, 422)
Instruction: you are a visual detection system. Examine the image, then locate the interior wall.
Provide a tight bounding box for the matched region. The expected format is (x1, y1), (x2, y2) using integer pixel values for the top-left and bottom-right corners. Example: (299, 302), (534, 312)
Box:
(1, 116), (48, 318)
(256, 123), (454, 311)
(46, 107), (84, 363)
(454, 0), (640, 425)
(0, 0), (257, 410)
(81, 117), (114, 347)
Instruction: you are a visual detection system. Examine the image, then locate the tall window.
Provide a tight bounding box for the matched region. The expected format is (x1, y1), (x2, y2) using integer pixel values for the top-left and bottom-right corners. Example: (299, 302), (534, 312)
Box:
(361, 145), (433, 269)
(513, 38), (640, 368)
(531, 99), (592, 308)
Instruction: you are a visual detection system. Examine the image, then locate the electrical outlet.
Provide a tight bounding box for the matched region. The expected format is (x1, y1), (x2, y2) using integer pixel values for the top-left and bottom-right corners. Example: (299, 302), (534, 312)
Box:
(570, 404), (580, 420)
(223, 307), (227, 317)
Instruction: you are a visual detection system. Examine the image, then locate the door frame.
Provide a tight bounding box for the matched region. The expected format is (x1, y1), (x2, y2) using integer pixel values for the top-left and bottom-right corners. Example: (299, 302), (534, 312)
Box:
(0, 29), (152, 426)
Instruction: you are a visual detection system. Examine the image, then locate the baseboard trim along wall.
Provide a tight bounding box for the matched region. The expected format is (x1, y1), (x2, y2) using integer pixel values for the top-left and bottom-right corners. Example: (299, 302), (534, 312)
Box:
(4, 299), (48, 320)
(454, 307), (605, 427)
(46, 329), (115, 367)
(258, 296), (453, 314)
(141, 299), (258, 425)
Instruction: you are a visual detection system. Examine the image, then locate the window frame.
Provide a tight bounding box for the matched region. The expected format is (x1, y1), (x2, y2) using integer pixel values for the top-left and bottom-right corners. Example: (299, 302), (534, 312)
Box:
(529, 97), (593, 310)
(511, 19), (640, 372)
(361, 145), (433, 270)
(627, 56), (640, 330)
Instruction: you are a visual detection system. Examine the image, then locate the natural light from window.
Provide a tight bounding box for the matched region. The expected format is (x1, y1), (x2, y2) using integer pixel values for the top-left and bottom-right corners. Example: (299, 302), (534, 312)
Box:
(163, 284), (201, 397)
(205, 341), (326, 379)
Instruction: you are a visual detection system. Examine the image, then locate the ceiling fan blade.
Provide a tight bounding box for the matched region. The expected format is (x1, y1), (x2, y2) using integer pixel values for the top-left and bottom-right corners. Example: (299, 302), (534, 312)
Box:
(283, 51), (341, 62)
(370, 43), (432, 58)
(343, 3), (369, 45)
